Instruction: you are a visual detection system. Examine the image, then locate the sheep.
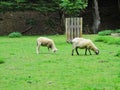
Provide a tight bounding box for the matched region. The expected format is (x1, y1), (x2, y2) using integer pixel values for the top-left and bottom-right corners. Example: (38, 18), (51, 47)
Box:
(71, 37), (99, 56)
(36, 37), (58, 54)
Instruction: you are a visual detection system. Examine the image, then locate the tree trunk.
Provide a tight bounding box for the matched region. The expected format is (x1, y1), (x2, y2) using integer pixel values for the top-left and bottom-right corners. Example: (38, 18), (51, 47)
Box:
(59, 10), (65, 31)
(92, 0), (100, 34)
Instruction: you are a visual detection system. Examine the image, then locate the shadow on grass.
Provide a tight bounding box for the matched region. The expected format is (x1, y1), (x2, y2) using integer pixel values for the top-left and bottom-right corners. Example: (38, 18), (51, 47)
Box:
(0, 60), (5, 64)
(72, 54), (98, 56)
(35, 52), (55, 55)
(0, 57), (6, 64)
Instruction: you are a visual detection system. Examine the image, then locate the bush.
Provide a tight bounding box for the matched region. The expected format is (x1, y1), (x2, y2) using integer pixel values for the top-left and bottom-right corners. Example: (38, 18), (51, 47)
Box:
(8, 32), (22, 38)
(98, 30), (113, 36)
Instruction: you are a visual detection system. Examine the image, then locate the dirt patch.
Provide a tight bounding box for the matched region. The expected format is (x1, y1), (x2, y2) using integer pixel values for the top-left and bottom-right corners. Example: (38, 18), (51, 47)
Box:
(0, 11), (64, 35)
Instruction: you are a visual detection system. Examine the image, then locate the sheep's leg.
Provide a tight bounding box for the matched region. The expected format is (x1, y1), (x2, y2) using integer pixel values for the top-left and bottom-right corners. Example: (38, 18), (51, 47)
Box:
(88, 49), (92, 55)
(72, 49), (74, 56)
(48, 47), (50, 51)
(47, 45), (51, 52)
(36, 42), (41, 54)
(75, 47), (79, 55)
(36, 45), (40, 54)
(85, 48), (87, 55)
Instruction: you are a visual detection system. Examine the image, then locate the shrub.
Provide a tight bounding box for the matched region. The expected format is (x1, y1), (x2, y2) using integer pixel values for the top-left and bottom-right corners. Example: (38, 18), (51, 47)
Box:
(98, 30), (113, 36)
(8, 32), (22, 38)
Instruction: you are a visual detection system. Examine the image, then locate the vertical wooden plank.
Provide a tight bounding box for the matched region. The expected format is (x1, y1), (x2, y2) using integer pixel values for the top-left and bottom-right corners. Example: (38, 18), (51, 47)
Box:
(70, 18), (74, 41)
(68, 18), (71, 42)
(75, 18), (78, 37)
(73, 17), (76, 39)
(66, 18), (70, 42)
(76, 17), (80, 37)
(65, 18), (68, 41)
(80, 17), (82, 37)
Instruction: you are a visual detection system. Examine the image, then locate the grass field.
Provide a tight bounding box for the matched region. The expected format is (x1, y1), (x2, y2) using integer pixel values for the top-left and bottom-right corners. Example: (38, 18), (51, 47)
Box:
(0, 35), (120, 90)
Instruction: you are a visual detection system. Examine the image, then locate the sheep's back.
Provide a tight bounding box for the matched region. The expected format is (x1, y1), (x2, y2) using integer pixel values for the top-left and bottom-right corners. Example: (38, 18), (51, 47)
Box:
(72, 38), (92, 48)
(72, 37), (98, 50)
(78, 40), (90, 48)
(37, 37), (53, 46)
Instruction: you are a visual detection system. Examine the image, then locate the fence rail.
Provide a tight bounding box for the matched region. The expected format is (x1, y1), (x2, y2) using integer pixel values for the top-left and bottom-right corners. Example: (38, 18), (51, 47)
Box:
(65, 17), (83, 42)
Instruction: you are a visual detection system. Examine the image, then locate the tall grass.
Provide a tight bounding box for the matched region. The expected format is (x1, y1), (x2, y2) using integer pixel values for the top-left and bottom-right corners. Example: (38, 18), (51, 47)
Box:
(95, 36), (120, 56)
(0, 35), (120, 90)
(98, 30), (113, 36)
(95, 36), (120, 45)
(98, 29), (120, 36)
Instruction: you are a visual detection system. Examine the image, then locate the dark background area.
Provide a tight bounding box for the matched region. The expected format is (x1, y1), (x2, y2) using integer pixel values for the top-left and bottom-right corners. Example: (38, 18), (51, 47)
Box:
(0, 0), (120, 35)
(83, 0), (120, 33)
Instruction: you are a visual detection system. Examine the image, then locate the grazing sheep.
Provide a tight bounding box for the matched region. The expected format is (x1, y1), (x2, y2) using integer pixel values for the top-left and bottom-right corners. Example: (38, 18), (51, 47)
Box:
(36, 37), (57, 54)
(72, 37), (99, 56)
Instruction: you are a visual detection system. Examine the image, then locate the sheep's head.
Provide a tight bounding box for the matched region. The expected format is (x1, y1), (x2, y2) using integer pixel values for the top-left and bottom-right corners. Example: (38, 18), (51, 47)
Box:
(95, 49), (99, 55)
(52, 48), (58, 53)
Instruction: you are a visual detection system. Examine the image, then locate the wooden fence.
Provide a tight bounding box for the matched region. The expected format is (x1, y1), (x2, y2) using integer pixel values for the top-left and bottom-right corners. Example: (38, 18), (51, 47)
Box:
(65, 17), (83, 42)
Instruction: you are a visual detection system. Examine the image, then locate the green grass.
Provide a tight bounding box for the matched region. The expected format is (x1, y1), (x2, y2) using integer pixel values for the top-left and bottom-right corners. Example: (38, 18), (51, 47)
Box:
(95, 36), (120, 57)
(95, 36), (120, 45)
(98, 30), (113, 36)
(0, 35), (120, 90)
(98, 29), (120, 36)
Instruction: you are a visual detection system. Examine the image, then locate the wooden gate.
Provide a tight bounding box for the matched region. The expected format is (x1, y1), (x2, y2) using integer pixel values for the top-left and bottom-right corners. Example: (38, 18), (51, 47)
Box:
(65, 17), (83, 42)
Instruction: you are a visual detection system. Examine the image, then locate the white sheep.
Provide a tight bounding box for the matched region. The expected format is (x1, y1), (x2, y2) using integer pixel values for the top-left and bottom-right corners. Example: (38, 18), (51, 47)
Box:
(72, 37), (99, 55)
(36, 37), (58, 54)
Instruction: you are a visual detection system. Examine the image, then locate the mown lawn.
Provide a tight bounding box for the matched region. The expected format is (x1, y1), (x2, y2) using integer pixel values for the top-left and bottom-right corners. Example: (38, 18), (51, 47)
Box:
(0, 35), (120, 90)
